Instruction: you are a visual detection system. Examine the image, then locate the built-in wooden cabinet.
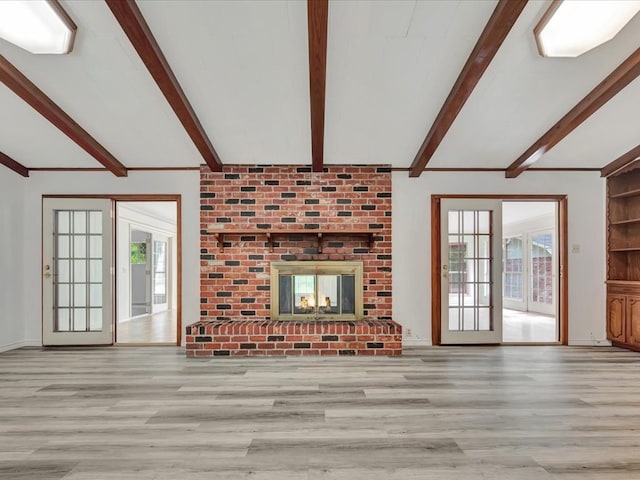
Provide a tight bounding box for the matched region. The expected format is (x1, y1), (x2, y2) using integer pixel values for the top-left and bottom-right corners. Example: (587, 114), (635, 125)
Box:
(606, 293), (625, 342)
(607, 168), (640, 351)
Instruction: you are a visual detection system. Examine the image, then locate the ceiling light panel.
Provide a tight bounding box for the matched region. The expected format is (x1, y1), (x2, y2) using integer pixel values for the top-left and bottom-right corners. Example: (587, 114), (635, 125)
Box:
(0, 0), (76, 54)
(535, 0), (640, 57)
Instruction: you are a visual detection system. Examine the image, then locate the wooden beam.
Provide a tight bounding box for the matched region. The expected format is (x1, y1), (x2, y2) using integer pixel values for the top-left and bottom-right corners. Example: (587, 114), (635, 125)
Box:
(307, 0), (328, 172)
(506, 47), (640, 178)
(0, 151), (29, 177)
(601, 144), (640, 177)
(106, 0), (222, 172)
(0, 56), (127, 177)
(409, 0), (527, 178)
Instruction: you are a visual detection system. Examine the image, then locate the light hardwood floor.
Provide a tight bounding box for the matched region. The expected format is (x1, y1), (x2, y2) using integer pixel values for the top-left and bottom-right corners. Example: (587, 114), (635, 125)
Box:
(1, 346), (640, 479)
(116, 310), (177, 344)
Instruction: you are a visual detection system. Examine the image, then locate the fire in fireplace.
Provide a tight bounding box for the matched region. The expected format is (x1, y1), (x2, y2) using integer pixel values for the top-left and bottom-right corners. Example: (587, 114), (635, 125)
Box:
(270, 261), (363, 320)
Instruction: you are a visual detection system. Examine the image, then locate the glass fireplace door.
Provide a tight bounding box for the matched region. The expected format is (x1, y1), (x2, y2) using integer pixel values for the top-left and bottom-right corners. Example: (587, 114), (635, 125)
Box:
(285, 274), (353, 318)
(271, 261), (362, 320)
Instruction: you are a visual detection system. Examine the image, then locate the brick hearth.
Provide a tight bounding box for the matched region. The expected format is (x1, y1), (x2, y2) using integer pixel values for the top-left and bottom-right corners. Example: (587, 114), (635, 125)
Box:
(186, 319), (402, 357)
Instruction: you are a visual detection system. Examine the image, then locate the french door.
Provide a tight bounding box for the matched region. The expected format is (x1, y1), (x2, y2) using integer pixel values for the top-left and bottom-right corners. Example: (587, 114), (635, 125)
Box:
(43, 198), (113, 345)
(529, 230), (556, 316)
(440, 199), (503, 344)
(503, 230), (556, 316)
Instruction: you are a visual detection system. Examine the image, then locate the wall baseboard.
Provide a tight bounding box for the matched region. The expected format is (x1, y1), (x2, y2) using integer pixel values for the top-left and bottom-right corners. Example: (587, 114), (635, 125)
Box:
(0, 340), (40, 353)
(401, 338), (613, 348)
(569, 339), (612, 347)
(402, 338), (433, 347)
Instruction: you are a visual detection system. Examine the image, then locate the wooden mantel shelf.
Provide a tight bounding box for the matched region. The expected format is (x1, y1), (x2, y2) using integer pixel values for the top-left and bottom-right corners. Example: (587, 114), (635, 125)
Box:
(208, 229), (376, 253)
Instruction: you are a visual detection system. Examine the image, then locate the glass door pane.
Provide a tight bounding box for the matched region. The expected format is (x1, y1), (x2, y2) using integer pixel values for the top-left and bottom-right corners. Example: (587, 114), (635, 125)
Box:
(54, 210), (104, 333)
(529, 231), (555, 315)
(503, 235), (524, 302)
(293, 275), (316, 315)
(447, 210), (492, 332)
(317, 275), (340, 315)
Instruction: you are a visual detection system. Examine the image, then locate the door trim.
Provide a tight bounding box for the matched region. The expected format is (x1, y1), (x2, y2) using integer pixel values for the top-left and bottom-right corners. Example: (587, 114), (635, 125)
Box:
(431, 194), (568, 346)
(42, 194), (182, 346)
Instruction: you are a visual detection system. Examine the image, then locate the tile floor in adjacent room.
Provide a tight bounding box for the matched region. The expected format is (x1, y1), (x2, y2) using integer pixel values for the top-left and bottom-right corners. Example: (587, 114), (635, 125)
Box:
(503, 309), (558, 343)
(1, 345), (640, 479)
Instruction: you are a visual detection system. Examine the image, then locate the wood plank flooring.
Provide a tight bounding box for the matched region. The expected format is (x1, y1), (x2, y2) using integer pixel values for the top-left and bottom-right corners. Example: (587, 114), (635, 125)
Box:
(117, 310), (177, 344)
(1, 346), (640, 479)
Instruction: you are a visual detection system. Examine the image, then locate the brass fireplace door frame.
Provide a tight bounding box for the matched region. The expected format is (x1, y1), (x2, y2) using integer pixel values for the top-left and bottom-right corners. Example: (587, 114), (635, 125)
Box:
(270, 261), (364, 321)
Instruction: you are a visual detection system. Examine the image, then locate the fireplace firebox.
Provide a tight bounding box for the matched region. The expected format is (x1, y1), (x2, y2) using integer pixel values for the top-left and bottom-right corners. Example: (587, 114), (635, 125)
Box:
(270, 261), (363, 320)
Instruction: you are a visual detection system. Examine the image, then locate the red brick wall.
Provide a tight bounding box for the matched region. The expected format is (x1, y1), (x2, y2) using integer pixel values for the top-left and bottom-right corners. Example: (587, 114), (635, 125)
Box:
(200, 165), (392, 321)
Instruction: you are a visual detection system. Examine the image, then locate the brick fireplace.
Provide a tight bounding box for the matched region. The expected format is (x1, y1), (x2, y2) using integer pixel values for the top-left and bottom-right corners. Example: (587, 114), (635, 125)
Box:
(186, 165), (401, 357)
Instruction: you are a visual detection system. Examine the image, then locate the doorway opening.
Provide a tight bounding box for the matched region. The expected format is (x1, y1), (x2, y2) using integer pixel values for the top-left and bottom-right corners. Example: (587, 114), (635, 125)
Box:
(502, 202), (558, 343)
(431, 195), (567, 346)
(116, 202), (178, 344)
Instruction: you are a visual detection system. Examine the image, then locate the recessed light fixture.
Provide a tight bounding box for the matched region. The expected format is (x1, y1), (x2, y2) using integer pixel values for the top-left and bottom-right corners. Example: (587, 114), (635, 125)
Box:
(0, 0), (76, 54)
(534, 0), (640, 57)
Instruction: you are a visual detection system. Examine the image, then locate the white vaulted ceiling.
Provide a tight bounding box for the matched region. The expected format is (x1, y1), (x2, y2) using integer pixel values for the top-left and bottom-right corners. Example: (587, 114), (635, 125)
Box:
(0, 0), (639, 173)
(325, 0), (497, 166)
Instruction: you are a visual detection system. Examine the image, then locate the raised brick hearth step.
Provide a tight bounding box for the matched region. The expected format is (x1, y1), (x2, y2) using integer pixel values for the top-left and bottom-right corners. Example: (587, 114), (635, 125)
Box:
(186, 319), (402, 357)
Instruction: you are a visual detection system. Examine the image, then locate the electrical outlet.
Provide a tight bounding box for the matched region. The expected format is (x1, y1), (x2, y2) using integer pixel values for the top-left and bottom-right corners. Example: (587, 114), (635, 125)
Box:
(572, 244), (580, 254)
(406, 328), (412, 336)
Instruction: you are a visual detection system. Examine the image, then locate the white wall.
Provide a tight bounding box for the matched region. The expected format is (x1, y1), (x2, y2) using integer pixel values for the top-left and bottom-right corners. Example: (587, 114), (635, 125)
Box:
(393, 171), (607, 346)
(22, 171), (199, 346)
(0, 169), (26, 352)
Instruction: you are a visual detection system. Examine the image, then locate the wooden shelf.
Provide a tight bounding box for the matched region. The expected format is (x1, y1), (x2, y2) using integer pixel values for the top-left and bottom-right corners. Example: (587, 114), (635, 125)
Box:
(607, 280), (640, 286)
(607, 170), (640, 351)
(609, 188), (640, 199)
(208, 229), (376, 253)
(610, 218), (640, 226)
